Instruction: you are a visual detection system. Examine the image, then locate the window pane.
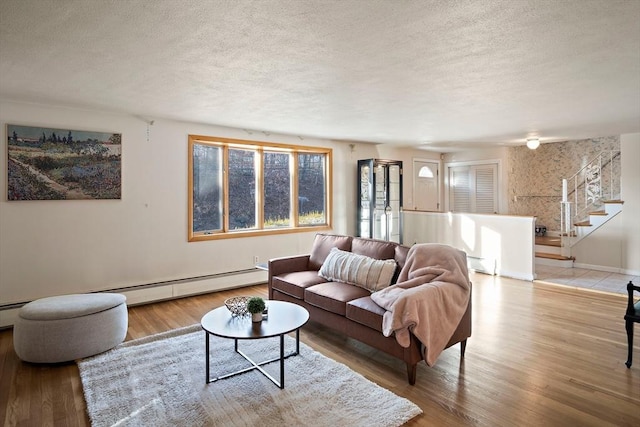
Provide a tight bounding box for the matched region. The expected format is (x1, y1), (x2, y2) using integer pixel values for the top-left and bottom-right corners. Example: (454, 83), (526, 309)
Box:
(228, 149), (256, 230)
(264, 152), (290, 228)
(192, 143), (222, 233)
(298, 153), (326, 225)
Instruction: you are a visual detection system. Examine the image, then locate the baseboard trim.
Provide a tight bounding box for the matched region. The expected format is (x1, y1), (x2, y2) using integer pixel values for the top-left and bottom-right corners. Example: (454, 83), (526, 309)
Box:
(468, 256), (496, 275)
(0, 268), (268, 329)
(495, 269), (535, 282)
(573, 262), (640, 276)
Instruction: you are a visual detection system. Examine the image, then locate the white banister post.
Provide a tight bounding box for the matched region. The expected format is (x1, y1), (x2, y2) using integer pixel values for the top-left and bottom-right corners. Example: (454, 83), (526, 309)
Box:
(609, 151), (614, 200)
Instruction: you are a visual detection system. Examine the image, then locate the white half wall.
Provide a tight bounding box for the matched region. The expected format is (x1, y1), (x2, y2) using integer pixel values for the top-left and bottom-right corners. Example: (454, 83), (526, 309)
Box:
(403, 210), (535, 281)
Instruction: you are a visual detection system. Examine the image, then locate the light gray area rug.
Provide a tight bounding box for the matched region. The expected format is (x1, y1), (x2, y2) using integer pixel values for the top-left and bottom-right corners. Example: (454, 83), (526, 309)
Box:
(78, 324), (422, 426)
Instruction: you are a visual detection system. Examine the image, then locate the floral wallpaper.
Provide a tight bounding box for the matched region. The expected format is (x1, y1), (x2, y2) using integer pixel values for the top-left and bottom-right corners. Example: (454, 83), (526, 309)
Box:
(507, 136), (620, 232)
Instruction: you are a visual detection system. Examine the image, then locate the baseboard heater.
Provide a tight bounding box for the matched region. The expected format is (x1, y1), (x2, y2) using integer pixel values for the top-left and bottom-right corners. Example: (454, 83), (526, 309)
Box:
(0, 268), (268, 329)
(467, 256), (496, 275)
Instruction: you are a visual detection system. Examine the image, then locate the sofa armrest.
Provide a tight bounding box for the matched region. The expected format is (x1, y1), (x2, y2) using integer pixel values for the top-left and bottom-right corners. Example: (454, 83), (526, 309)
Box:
(269, 254), (311, 276)
(268, 255), (312, 299)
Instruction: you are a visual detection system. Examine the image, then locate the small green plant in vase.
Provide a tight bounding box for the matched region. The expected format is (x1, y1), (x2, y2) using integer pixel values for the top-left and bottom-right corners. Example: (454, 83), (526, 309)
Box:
(247, 297), (266, 322)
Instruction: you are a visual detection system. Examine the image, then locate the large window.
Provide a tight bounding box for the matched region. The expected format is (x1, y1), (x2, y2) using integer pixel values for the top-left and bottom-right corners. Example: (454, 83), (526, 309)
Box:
(188, 135), (332, 241)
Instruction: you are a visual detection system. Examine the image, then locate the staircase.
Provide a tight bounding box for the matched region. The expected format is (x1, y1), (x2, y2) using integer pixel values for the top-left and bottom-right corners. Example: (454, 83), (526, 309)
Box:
(535, 150), (622, 267)
(535, 235), (574, 267)
(563, 200), (624, 249)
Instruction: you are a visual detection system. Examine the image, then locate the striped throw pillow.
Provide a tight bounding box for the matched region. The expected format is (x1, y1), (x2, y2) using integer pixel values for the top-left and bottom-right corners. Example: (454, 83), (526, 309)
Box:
(318, 247), (397, 292)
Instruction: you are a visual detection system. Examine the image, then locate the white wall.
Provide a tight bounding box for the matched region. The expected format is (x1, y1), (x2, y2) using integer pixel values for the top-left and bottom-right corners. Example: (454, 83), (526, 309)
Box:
(620, 133), (640, 273)
(2, 99), (638, 308)
(0, 101), (438, 307)
(571, 133), (640, 275)
(341, 143), (442, 230)
(0, 100), (360, 305)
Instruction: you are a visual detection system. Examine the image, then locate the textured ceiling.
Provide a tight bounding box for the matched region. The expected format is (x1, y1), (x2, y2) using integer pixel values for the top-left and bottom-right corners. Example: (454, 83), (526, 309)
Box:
(1, 0), (639, 151)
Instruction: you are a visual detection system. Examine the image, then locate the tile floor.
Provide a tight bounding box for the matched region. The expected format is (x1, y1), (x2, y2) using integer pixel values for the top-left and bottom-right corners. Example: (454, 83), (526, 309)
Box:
(534, 264), (639, 295)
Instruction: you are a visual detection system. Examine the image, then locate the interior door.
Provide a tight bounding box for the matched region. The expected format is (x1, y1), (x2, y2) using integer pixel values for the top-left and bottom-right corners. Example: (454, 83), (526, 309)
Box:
(413, 160), (439, 211)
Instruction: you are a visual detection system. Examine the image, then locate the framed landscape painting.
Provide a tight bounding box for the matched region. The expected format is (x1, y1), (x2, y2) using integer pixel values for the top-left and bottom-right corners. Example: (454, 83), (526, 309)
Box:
(7, 124), (122, 200)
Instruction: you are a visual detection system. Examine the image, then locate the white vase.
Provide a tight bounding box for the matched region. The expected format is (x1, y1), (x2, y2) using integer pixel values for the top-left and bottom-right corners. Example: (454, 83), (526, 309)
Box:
(251, 312), (262, 322)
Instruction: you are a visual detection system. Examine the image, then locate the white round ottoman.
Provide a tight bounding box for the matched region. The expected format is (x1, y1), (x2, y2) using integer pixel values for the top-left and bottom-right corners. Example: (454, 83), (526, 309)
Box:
(13, 293), (128, 363)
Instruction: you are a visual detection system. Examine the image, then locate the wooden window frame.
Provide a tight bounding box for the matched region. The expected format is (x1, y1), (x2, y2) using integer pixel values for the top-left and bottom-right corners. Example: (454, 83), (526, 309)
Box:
(188, 135), (332, 241)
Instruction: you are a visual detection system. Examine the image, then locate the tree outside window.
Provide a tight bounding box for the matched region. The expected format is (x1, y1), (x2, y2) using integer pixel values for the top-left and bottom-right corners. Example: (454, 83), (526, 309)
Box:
(192, 144), (222, 233)
(188, 136), (331, 241)
(298, 153), (326, 225)
(228, 148), (256, 230)
(264, 151), (291, 228)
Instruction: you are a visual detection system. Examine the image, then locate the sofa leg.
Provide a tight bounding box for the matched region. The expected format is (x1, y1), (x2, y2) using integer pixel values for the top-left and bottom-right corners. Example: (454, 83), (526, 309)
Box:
(406, 363), (417, 385)
(460, 339), (467, 358)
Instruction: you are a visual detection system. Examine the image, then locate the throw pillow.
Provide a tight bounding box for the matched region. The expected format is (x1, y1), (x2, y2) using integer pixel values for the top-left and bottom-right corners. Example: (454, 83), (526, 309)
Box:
(318, 248), (397, 292)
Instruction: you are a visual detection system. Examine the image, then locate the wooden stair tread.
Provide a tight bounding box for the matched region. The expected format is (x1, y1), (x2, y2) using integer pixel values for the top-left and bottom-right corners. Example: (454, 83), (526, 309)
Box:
(574, 221), (592, 227)
(535, 236), (561, 247)
(589, 210), (607, 216)
(535, 252), (575, 261)
(603, 200), (624, 204)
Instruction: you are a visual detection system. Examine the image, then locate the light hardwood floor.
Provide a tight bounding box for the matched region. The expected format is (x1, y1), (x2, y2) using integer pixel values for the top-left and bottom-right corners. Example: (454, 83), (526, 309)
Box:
(1, 272), (639, 426)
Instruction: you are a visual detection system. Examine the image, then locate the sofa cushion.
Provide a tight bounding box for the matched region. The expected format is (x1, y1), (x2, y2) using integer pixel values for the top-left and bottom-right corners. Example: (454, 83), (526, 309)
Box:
(318, 248), (397, 292)
(352, 237), (397, 260)
(271, 271), (328, 300)
(305, 282), (371, 316)
(309, 234), (353, 270)
(346, 296), (385, 332)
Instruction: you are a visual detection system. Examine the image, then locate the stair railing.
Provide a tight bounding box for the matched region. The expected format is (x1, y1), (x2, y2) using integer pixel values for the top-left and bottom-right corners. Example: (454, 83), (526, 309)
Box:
(560, 150), (620, 237)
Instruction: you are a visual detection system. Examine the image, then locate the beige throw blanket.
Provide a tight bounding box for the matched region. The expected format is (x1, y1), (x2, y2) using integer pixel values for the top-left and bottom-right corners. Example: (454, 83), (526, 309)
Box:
(370, 244), (470, 366)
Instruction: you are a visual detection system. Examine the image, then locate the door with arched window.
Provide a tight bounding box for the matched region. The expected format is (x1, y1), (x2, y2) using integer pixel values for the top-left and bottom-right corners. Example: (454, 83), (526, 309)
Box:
(413, 159), (440, 211)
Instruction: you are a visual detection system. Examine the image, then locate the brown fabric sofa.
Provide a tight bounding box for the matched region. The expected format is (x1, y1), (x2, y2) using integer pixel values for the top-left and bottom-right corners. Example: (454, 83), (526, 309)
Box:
(268, 233), (472, 384)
